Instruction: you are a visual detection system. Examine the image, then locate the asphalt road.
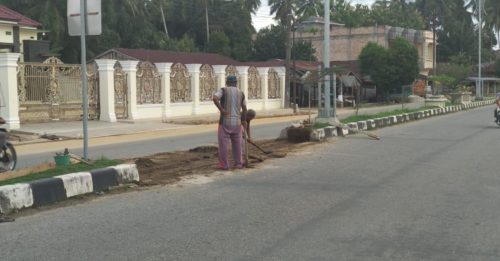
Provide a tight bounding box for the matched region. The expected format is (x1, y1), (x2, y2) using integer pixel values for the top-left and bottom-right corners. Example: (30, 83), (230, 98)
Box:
(2, 105), (500, 260)
(16, 121), (292, 169)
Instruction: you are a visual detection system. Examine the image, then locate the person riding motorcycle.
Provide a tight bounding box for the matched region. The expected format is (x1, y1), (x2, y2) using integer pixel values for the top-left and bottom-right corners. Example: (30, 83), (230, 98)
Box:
(0, 117), (6, 148)
(495, 93), (500, 123)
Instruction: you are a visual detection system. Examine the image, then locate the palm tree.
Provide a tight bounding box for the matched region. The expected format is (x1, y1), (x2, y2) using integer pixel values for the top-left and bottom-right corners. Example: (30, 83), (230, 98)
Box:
(373, 0), (391, 8)
(269, 0), (293, 24)
(485, 0), (500, 48)
(295, 0), (322, 19)
(238, 0), (262, 14)
(416, 0), (452, 72)
(18, 0), (66, 48)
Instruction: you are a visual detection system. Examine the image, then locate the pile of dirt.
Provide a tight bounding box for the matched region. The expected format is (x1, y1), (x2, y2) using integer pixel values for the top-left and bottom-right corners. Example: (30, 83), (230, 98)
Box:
(134, 139), (313, 186)
(287, 127), (313, 143)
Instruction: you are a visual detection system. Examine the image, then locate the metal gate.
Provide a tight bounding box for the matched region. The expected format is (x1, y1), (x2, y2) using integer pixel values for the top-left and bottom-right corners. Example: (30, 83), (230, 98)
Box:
(17, 57), (99, 122)
(114, 64), (128, 119)
(87, 63), (100, 120)
(136, 61), (161, 104)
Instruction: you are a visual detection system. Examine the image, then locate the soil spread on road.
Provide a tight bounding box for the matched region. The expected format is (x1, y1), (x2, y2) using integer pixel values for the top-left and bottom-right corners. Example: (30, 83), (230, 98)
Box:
(2, 138), (318, 219)
(133, 139), (313, 186)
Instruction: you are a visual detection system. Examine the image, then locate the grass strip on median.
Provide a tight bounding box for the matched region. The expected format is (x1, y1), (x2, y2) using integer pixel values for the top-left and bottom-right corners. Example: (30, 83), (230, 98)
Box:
(313, 107), (437, 129)
(0, 158), (122, 187)
(340, 107), (436, 124)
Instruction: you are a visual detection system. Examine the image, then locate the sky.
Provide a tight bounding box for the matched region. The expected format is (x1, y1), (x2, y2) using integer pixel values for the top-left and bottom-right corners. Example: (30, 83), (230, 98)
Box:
(252, 0), (376, 31)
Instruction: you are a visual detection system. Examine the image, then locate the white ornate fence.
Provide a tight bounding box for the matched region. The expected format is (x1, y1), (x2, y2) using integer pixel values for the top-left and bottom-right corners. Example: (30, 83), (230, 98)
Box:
(92, 60), (286, 122)
(0, 53), (286, 129)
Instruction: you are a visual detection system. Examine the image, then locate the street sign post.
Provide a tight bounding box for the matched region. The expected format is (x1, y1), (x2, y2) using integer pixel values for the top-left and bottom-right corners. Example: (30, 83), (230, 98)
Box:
(67, 0), (101, 160)
(68, 0), (102, 36)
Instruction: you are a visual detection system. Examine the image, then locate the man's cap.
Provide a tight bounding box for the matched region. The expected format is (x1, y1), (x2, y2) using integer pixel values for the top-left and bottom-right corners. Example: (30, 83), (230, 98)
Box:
(226, 75), (237, 82)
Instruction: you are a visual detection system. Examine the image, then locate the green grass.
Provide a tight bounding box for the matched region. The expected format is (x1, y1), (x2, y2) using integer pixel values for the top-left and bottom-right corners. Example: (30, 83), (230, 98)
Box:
(0, 158), (122, 186)
(312, 122), (332, 129)
(340, 107), (435, 124)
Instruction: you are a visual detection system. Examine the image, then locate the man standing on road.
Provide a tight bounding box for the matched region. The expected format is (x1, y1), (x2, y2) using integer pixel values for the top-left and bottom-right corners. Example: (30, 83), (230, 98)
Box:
(213, 76), (247, 170)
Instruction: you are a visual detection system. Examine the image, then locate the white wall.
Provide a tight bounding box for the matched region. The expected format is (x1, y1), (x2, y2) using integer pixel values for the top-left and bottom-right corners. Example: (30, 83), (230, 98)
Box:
(96, 60), (286, 122)
(19, 28), (37, 53)
(0, 24), (13, 44)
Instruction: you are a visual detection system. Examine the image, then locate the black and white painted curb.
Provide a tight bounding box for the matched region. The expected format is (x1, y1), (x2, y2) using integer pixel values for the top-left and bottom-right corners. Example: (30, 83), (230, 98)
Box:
(0, 164), (139, 214)
(312, 99), (496, 140)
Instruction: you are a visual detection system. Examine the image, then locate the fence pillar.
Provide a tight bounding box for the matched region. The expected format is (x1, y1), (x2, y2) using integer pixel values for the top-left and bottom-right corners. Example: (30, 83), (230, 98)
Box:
(186, 64), (202, 115)
(120, 61), (139, 120)
(0, 53), (20, 129)
(212, 65), (226, 90)
(257, 67), (269, 109)
(275, 67), (286, 108)
(236, 66), (249, 99)
(156, 63), (173, 121)
(95, 59), (117, 122)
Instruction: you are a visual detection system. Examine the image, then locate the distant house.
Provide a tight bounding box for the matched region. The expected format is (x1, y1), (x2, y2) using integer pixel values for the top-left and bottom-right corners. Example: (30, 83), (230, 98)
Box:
(0, 5), (41, 56)
(296, 16), (435, 77)
(295, 16), (435, 101)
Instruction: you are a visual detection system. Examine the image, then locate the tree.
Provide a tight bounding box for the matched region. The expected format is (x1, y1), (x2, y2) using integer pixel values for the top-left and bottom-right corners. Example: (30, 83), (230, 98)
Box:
(495, 59), (500, 77)
(268, 0), (293, 24)
(485, 0), (500, 50)
(359, 42), (394, 98)
(359, 38), (418, 98)
(296, 0), (322, 19)
(231, 0), (262, 14)
(253, 25), (315, 61)
(176, 34), (199, 52)
(440, 63), (472, 89)
(207, 32), (231, 56)
(292, 40), (317, 61)
(253, 25), (287, 60)
(388, 37), (419, 93)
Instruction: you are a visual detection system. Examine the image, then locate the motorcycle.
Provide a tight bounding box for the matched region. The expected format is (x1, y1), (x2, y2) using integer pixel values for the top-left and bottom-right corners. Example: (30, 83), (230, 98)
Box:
(0, 127), (17, 172)
(496, 106), (500, 127)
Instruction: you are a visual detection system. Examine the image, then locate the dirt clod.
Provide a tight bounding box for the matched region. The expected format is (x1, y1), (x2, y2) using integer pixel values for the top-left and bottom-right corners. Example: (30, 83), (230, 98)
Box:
(189, 146), (219, 153)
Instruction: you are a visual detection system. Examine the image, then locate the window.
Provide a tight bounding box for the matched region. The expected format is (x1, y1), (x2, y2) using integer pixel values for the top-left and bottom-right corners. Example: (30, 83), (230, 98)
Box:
(5, 31), (11, 35)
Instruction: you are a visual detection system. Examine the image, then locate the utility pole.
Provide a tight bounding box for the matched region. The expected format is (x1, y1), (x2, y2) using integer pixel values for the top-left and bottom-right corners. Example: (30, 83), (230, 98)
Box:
(285, 0), (292, 108)
(205, 0), (210, 43)
(318, 0), (336, 123)
(478, 0), (483, 99)
(292, 24), (297, 109)
(80, 0), (89, 160)
(68, 0), (102, 160)
(323, 0), (330, 119)
(332, 0), (337, 121)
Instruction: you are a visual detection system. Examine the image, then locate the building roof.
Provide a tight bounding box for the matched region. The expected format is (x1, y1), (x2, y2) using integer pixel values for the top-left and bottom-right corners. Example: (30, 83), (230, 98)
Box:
(112, 48), (240, 65)
(0, 5), (41, 28)
(95, 48), (316, 68)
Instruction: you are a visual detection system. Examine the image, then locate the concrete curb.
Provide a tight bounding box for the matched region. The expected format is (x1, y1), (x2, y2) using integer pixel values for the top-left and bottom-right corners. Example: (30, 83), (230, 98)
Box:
(315, 99), (495, 141)
(0, 164), (139, 214)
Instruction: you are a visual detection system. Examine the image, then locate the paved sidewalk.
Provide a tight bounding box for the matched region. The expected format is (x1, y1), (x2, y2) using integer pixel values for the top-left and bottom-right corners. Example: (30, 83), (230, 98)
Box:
(12, 101), (424, 143)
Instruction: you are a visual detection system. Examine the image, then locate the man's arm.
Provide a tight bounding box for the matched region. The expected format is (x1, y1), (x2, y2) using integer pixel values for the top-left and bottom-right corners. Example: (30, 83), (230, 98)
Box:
(246, 119), (252, 141)
(241, 104), (247, 123)
(213, 89), (228, 116)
